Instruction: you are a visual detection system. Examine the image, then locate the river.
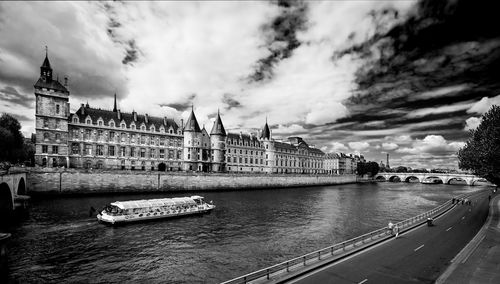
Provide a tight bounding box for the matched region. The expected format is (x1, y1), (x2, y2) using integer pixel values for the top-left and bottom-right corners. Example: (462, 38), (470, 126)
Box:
(5, 182), (485, 283)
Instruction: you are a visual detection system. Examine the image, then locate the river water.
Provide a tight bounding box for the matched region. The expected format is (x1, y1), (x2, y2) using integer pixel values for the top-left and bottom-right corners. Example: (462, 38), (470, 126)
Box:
(5, 182), (485, 283)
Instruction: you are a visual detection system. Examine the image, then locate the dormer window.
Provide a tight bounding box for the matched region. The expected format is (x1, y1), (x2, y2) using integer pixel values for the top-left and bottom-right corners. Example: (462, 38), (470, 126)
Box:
(86, 119), (91, 125)
(110, 122), (115, 128)
(98, 120), (103, 126)
(73, 117), (78, 123)
(131, 124), (136, 130)
(169, 129), (173, 134)
(150, 126), (155, 132)
(141, 125), (146, 131)
(160, 127), (165, 133)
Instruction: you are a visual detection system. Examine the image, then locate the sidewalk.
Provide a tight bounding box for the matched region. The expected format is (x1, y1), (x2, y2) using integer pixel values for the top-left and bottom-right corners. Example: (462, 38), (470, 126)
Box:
(437, 192), (500, 284)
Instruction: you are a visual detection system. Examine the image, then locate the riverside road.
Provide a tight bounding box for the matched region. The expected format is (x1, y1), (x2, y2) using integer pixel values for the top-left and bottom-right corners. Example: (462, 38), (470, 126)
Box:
(289, 191), (490, 284)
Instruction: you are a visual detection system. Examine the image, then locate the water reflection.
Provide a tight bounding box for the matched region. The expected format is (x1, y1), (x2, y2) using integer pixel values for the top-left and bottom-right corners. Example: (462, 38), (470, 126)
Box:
(6, 182), (482, 283)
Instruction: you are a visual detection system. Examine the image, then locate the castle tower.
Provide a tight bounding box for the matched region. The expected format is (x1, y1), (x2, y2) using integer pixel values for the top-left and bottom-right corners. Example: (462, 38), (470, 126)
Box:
(34, 48), (70, 167)
(259, 118), (275, 173)
(183, 107), (202, 171)
(210, 110), (227, 172)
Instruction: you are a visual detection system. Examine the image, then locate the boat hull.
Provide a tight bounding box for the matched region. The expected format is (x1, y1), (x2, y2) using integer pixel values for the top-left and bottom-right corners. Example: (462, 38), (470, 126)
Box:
(97, 206), (215, 225)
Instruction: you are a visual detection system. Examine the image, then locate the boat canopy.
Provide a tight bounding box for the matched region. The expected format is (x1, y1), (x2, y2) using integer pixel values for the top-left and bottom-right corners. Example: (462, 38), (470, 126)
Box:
(110, 197), (198, 210)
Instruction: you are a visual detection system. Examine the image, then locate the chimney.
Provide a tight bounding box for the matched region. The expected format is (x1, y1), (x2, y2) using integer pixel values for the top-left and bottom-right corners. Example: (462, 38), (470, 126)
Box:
(163, 117), (167, 126)
(64, 76), (68, 87)
(80, 104), (85, 115)
(133, 111), (137, 121)
(145, 113), (149, 124)
(117, 109), (121, 120)
(181, 119), (184, 130)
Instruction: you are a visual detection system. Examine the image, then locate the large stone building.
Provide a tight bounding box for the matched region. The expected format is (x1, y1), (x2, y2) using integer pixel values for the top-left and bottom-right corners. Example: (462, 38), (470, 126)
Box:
(33, 53), (352, 175)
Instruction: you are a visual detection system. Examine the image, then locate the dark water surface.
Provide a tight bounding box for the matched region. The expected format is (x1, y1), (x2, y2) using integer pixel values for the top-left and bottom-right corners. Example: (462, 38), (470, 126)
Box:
(6, 182), (484, 283)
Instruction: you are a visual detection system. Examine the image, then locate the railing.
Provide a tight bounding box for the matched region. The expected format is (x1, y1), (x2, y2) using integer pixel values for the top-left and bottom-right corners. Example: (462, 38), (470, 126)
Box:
(221, 190), (485, 284)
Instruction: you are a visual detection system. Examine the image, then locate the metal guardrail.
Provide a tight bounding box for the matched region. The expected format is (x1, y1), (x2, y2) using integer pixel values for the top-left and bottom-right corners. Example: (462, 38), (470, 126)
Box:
(221, 190), (485, 284)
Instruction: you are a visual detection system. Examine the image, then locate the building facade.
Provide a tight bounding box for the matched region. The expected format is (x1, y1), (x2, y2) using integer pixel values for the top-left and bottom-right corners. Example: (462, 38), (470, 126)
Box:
(33, 53), (355, 175)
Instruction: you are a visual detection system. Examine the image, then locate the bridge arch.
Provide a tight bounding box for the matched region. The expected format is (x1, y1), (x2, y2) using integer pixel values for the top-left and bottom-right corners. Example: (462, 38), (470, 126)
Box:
(388, 176), (402, 182)
(405, 176), (421, 183)
(17, 177), (26, 195)
(375, 175), (386, 181)
(445, 177), (467, 185)
(422, 176), (444, 184)
(0, 182), (14, 219)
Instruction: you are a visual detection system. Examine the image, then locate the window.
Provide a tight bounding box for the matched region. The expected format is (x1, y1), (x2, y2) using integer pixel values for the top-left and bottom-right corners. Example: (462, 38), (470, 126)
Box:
(109, 146), (115, 156)
(55, 120), (60, 129)
(73, 117), (78, 123)
(43, 132), (49, 141)
(43, 118), (49, 128)
(159, 149), (165, 159)
(109, 131), (115, 141)
(141, 125), (145, 131)
(131, 124), (136, 130)
(150, 126), (155, 132)
(86, 119), (91, 124)
(85, 129), (91, 140)
(150, 149), (156, 158)
(42, 145), (48, 153)
(120, 147), (126, 157)
(96, 145), (103, 156)
(56, 104), (60, 114)
(121, 133), (126, 143)
(110, 122), (115, 127)
(177, 150), (181, 159)
(98, 130), (103, 140)
(52, 145), (58, 154)
(121, 123), (126, 129)
(98, 120), (103, 126)
(72, 129), (79, 139)
(233, 157), (237, 163)
(130, 147), (135, 157)
(150, 136), (156, 145)
(168, 150), (174, 159)
(85, 144), (92, 155)
(131, 134), (136, 143)
(71, 143), (79, 154)
(55, 133), (61, 141)
(141, 135), (146, 144)
(160, 138), (165, 146)
(140, 148), (146, 158)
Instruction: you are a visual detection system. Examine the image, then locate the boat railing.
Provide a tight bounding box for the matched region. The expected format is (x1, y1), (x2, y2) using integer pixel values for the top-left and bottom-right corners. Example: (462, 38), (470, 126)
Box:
(220, 190), (486, 284)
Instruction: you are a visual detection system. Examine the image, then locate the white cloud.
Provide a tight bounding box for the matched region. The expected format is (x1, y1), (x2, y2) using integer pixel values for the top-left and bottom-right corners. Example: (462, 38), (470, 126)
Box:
(348, 141), (370, 151)
(464, 117), (481, 131)
(413, 84), (469, 100)
(396, 135), (464, 155)
(406, 103), (472, 118)
(330, 142), (348, 152)
(382, 142), (399, 150)
(467, 95), (500, 114)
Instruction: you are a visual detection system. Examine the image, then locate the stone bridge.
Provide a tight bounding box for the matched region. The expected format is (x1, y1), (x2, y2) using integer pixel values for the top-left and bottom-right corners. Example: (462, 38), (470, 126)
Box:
(0, 170), (28, 214)
(374, 173), (488, 186)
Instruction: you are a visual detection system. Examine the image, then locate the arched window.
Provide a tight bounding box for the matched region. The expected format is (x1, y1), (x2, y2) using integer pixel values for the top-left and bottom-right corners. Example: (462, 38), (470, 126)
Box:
(73, 117), (78, 123)
(150, 126), (155, 132)
(121, 123), (126, 129)
(131, 124), (136, 130)
(43, 132), (49, 140)
(169, 129), (173, 134)
(141, 125), (146, 131)
(86, 119), (91, 124)
(110, 121), (115, 127)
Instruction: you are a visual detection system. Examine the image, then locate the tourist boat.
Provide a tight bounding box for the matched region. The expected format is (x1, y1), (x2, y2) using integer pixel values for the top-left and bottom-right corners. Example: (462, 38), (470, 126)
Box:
(97, 195), (215, 225)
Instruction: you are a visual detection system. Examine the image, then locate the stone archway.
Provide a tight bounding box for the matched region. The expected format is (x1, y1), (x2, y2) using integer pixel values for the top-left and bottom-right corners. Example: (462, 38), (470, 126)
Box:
(446, 177), (467, 185)
(375, 176), (386, 181)
(17, 177), (26, 195)
(405, 176), (420, 183)
(0, 182), (13, 225)
(389, 176), (401, 182)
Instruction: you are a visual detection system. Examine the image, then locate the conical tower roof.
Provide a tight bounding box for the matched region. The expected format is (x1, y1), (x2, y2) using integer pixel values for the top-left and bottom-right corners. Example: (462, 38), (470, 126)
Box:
(210, 110), (226, 136)
(260, 119), (270, 139)
(184, 108), (201, 132)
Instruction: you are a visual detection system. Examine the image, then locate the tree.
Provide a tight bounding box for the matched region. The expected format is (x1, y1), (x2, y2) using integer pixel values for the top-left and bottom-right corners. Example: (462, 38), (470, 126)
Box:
(0, 113), (26, 164)
(357, 161), (380, 177)
(458, 105), (500, 185)
(394, 166), (408, 173)
(357, 162), (367, 176)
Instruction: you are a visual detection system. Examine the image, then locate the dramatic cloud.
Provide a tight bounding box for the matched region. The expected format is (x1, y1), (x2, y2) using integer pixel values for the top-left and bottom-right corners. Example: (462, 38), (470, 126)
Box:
(382, 142), (399, 151)
(348, 141), (370, 151)
(467, 95), (500, 114)
(464, 117), (481, 131)
(396, 135), (464, 156)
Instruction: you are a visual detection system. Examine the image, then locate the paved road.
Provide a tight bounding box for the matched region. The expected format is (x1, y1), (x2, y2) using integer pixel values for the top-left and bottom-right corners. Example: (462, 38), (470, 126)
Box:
(288, 191), (490, 284)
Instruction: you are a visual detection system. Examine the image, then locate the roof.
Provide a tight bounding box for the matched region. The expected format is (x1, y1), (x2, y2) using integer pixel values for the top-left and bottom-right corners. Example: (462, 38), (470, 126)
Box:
(227, 132), (260, 143)
(260, 122), (271, 139)
(184, 109), (201, 132)
(210, 111), (226, 136)
(42, 54), (51, 69)
(73, 105), (179, 132)
(111, 196), (201, 210)
(34, 78), (69, 94)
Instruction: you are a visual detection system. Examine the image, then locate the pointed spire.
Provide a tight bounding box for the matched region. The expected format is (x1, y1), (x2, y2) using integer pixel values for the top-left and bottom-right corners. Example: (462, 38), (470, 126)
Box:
(113, 93), (117, 112)
(184, 106), (201, 132)
(260, 117), (270, 140)
(42, 46), (51, 69)
(210, 109), (226, 136)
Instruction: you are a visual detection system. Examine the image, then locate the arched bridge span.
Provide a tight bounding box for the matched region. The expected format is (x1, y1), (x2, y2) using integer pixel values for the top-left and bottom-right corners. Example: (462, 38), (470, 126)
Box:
(373, 173), (487, 186)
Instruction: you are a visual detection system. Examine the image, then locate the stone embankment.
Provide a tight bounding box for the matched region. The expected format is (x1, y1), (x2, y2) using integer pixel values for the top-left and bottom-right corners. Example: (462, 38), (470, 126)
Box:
(26, 168), (357, 194)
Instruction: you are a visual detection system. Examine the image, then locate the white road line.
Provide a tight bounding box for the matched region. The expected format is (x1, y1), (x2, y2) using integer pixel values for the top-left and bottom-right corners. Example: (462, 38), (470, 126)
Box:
(414, 244), (425, 251)
(358, 279), (368, 284)
(446, 227), (452, 231)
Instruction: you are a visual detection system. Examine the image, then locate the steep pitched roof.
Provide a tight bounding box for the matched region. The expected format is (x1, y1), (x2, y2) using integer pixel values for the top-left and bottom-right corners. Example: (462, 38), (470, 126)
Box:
(210, 111), (226, 136)
(42, 54), (51, 69)
(184, 109), (201, 132)
(73, 105), (179, 132)
(34, 78), (69, 94)
(260, 121), (270, 139)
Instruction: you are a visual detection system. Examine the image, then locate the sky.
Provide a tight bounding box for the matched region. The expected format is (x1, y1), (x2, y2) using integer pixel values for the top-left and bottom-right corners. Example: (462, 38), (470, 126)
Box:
(1, 0), (500, 170)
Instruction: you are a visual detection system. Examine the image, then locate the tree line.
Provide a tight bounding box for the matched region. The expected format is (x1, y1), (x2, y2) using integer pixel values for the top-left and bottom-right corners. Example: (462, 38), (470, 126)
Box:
(0, 113), (34, 169)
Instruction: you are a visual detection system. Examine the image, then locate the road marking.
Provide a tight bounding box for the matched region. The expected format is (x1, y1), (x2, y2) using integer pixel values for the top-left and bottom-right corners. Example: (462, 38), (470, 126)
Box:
(358, 279), (368, 284)
(446, 227), (452, 231)
(414, 244), (425, 251)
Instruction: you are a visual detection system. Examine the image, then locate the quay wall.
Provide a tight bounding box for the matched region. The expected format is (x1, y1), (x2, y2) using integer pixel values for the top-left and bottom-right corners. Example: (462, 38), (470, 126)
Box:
(26, 169), (357, 194)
